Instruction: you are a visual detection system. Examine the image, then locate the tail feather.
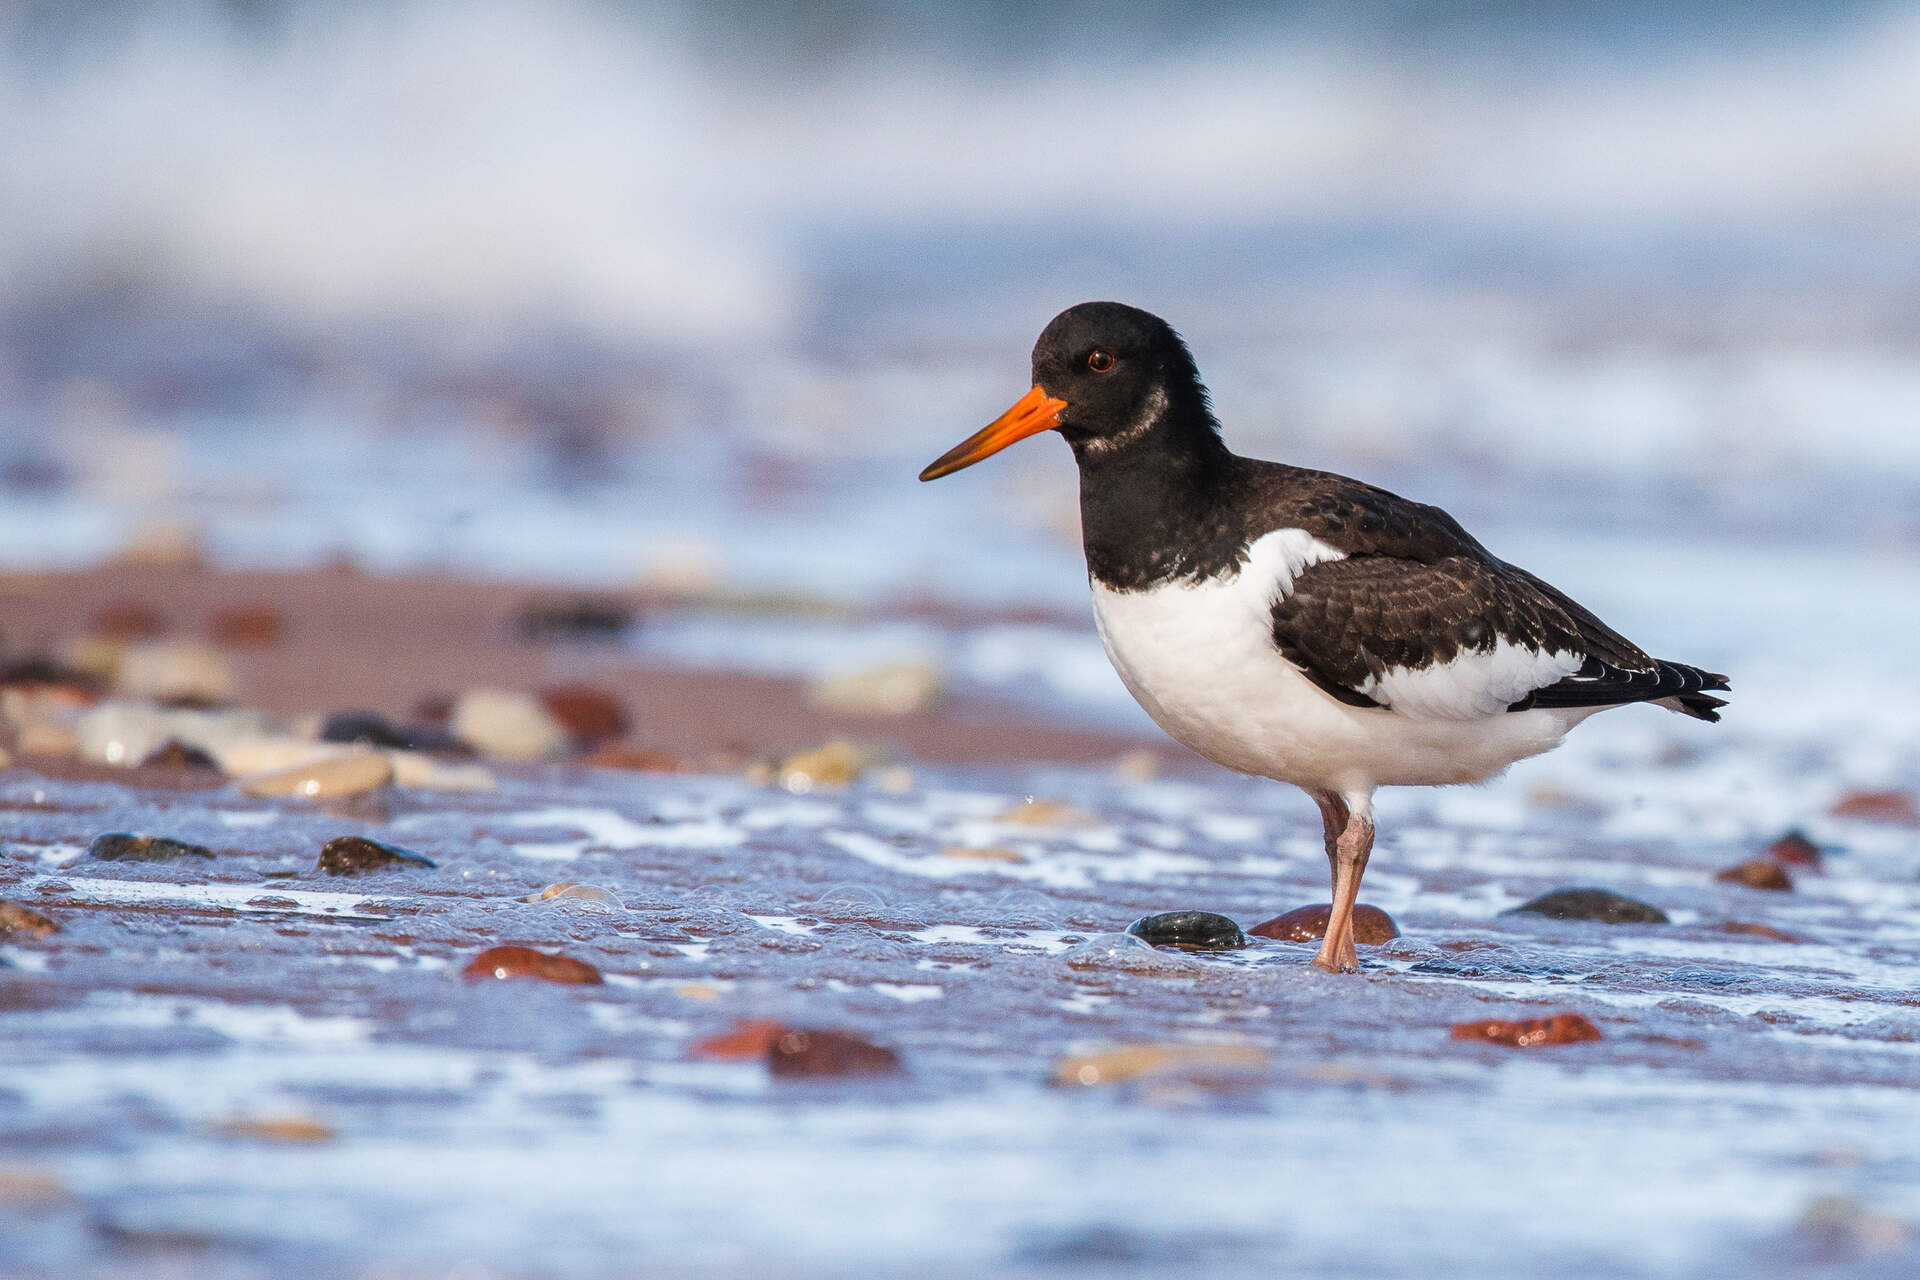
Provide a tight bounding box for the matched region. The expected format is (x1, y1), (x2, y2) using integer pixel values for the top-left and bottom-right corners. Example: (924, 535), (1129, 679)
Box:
(1519, 657), (1730, 720)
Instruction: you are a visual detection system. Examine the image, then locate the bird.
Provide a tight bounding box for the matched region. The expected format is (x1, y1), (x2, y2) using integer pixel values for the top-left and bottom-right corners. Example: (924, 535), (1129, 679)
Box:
(918, 301), (1729, 973)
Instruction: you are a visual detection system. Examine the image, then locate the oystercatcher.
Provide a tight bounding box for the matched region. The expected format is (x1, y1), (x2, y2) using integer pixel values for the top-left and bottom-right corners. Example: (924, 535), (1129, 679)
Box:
(919, 302), (1728, 972)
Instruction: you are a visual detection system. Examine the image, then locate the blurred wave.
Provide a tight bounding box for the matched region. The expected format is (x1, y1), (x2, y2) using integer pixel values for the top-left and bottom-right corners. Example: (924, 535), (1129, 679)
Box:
(3, 0), (1918, 349)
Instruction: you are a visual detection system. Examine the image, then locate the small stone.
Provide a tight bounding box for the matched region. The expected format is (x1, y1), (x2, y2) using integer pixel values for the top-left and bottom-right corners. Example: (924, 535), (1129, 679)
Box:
(1718, 921), (1804, 943)
(461, 945), (602, 985)
(0, 657), (103, 700)
(451, 688), (569, 761)
(320, 711), (466, 753)
(140, 739), (220, 770)
(1715, 858), (1794, 891)
(941, 845), (1027, 864)
(993, 798), (1103, 827)
(1505, 887), (1668, 925)
(538, 685), (630, 747)
(240, 750), (394, 800)
(317, 836), (435, 876)
(582, 743), (691, 772)
(216, 736), (342, 776)
(1764, 830), (1824, 869)
(113, 641), (237, 704)
(0, 899), (60, 936)
(692, 1018), (787, 1060)
(807, 661), (943, 716)
(1829, 789), (1920, 826)
(1449, 1012), (1604, 1047)
(1249, 903), (1400, 944)
(212, 1115), (335, 1143)
(773, 738), (866, 791)
(384, 751), (496, 792)
(515, 596), (633, 643)
(87, 832), (215, 863)
(77, 702), (275, 769)
(767, 1028), (901, 1078)
(90, 601), (167, 641)
(1052, 1043), (1271, 1087)
(1126, 910), (1246, 951)
(207, 605), (284, 647)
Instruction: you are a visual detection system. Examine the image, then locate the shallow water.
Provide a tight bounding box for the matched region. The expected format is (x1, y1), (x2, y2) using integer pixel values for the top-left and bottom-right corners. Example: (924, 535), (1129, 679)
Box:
(3, 723), (1916, 1278)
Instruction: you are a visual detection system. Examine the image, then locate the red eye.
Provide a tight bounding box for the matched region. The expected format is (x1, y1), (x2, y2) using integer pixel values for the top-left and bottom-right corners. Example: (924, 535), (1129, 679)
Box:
(1087, 349), (1115, 373)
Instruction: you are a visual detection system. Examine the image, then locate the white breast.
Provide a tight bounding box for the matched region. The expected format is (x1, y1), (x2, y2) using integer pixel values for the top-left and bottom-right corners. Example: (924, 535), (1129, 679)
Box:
(1088, 528), (1592, 791)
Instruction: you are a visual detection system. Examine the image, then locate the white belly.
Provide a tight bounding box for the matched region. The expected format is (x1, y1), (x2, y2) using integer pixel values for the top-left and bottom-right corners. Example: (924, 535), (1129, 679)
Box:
(1089, 548), (1592, 792)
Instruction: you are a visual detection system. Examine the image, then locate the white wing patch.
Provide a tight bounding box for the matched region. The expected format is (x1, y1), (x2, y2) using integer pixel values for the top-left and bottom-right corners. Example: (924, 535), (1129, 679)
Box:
(1239, 527), (1347, 604)
(1362, 640), (1585, 721)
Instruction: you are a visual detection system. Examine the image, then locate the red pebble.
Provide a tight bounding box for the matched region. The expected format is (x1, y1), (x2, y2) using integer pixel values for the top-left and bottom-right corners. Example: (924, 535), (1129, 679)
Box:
(1718, 921), (1804, 943)
(691, 1019), (788, 1061)
(1829, 789), (1920, 826)
(461, 945), (602, 985)
(208, 604), (286, 647)
(1763, 831), (1822, 870)
(1248, 903), (1399, 944)
(1449, 1012), (1603, 1048)
(1714, 858), (1794, 891)
(582, 743), (690, 773)
(91, 601), (168, 641)
(767, 1028), (902, 1078)
(539, 685), (630, 748)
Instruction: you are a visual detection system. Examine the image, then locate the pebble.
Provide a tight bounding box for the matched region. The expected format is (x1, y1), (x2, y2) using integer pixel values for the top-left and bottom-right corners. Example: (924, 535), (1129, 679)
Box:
(582, 744), (691, 772)
(941, 844), (1027, 864)
(90, 601), (167, 641)
(216, 736), (343, 776)
(87, 832), (215, 863)
(461, 945), (603, 985)
(993, 798), (1103, 827)
(0, 899), (60, 936)
(538, 685), (630, 747)
(692, 1018), (788, 1060)
(519, 882), (624, 909)
(320, 711), (466, 753)
(0, 658), (103, 700)
(767, 1028), (902, 1078)
(1126, 910), (1246, 951)
(78, 702), (275, 769)
(212, 1115), (335, 1143)
(807, 661), (943, 716)
(1829, 789), (1920, 826)
(1715, 858), (1794, 891)
(1718, 921), (1804, 943)
(1505, 887), (1668, 925)
(207, 605), (285, 647)
(770, 738), (865, 791)
(384, 751), (497, 793)
(140, 739), (221, 770)
(451, 688), (569, 761)
(1449, 1012), (1604, 1047)
(1052, 1043), (1271, 1087)
(317, 836), (436, 876)
(240, 750), (394, 800)
(515, 596), (633, 643)
(1249, 903), (1400, 944)
(1764, 830), (1824, 870)
(113, 641), (238, 704)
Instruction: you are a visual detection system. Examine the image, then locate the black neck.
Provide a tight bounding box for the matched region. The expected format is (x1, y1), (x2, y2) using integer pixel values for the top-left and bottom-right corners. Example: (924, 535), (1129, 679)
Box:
(1074, 414), (1244, 590)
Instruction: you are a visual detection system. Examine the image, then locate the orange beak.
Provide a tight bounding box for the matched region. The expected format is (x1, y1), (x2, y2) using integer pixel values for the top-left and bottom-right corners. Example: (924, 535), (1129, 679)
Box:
(918, 385), (1069, 481)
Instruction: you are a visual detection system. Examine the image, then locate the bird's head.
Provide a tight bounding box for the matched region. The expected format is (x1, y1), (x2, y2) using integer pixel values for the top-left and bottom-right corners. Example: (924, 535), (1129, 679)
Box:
(918, 301), (1215, 482)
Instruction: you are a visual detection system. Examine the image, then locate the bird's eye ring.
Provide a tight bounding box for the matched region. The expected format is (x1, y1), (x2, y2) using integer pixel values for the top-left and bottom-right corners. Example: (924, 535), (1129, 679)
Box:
(1087, 349), (1115, 373)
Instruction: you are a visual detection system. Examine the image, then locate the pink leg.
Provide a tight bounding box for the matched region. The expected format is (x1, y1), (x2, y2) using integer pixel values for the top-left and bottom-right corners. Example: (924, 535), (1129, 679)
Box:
(1310, 794), (1375, 974)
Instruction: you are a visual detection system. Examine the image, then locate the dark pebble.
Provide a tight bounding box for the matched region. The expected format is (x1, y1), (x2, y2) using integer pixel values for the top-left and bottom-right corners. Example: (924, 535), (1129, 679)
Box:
(87, 832), (215, 863)
(515, 596), (634, 643)
(1248, 903), (1399, 944)
(1714, 858), (1793, 891)
(1125, 910), (1246, 951)
(1764, 830), (1823, 869)
(320, 711), (471, 754)
(141, 739), (221, 770)
(0, 657), (103, 697)
(461, 945), (602, 985)
(767, 1028), (902, 1078)
(1449, 1012), (1603, 1047)
(0, 899), (60, 936)
(1504, 887), (1668, 925)
(538, 685), (630, 747)
(317, 836), (436, 876)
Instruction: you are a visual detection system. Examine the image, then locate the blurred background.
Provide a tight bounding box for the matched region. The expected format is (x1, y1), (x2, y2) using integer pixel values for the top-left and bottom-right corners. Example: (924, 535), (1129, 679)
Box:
(2, 0), (1917, 608)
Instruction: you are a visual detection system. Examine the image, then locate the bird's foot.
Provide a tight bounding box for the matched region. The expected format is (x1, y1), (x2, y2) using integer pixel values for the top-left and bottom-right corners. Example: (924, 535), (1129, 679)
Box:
(1309, 940), (1361, 973)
